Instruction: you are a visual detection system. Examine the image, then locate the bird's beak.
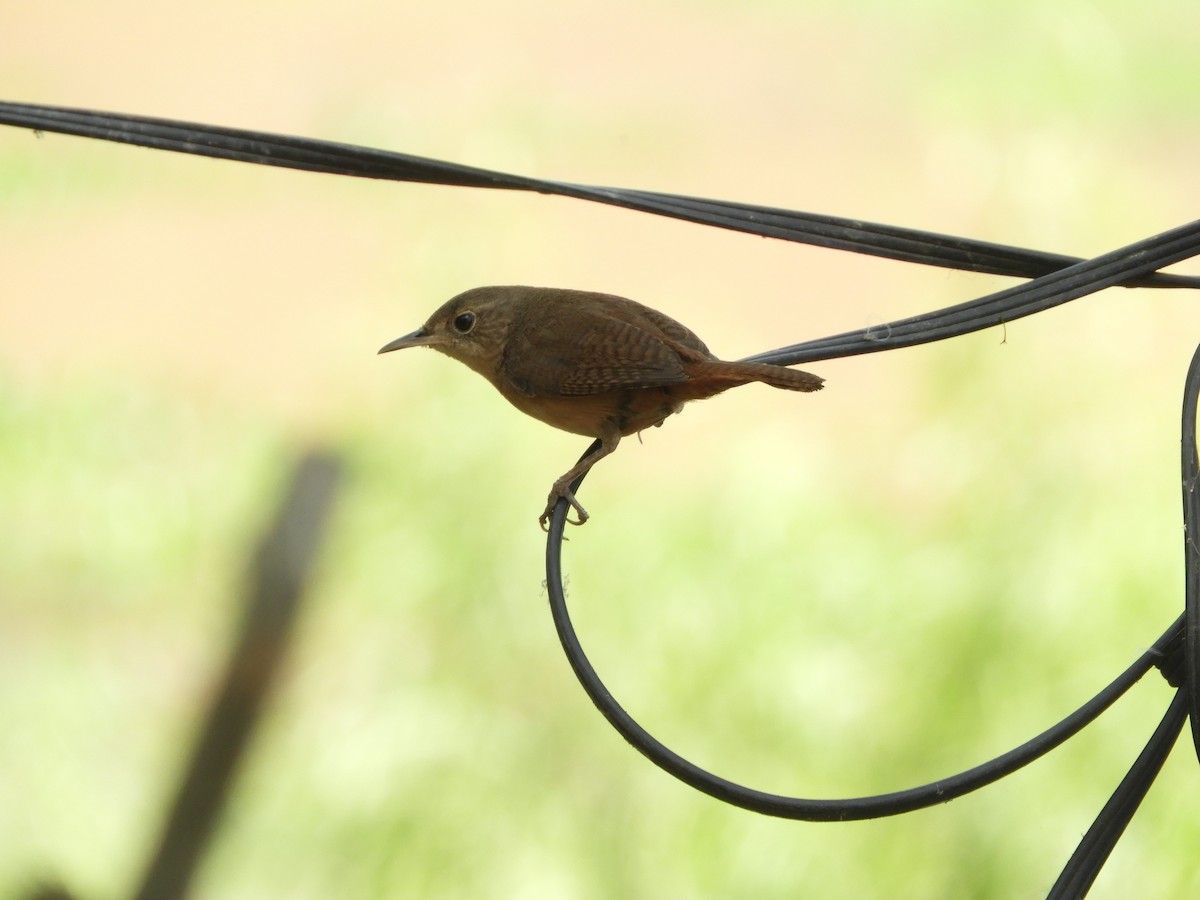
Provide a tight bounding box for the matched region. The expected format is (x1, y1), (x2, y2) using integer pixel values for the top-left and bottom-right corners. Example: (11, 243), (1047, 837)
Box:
(378, 327), (437, 354)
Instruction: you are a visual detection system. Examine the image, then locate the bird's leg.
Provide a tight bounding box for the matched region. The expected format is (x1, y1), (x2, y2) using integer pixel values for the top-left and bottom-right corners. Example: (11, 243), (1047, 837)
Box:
(539, 431), (621, 530)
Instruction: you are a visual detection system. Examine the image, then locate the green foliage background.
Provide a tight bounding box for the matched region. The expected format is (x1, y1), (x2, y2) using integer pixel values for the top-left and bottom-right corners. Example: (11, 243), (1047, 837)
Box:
(2, 1), (1199, 897)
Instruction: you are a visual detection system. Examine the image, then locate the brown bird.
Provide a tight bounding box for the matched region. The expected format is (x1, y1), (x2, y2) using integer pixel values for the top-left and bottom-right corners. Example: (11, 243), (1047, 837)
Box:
(379, 286), (824, 527)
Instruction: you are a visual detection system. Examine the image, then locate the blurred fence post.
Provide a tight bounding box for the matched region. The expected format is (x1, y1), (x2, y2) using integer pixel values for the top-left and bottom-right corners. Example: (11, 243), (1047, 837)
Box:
(131, 450), (342, 900)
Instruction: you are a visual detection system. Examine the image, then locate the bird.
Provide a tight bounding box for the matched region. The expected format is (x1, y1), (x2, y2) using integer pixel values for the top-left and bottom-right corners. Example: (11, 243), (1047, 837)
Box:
(379, 285), (824, 528)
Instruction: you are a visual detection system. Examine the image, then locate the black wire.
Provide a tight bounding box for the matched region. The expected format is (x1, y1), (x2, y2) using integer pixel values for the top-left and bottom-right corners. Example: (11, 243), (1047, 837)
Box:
(544, 450), (1184, 821)
(618, 188), (1199, 286)
(1, 100), (1197, 291)
(746, 219), (1200, 366)
(1047, 691), (1187, 900)
(1180, 341), (1200, 760)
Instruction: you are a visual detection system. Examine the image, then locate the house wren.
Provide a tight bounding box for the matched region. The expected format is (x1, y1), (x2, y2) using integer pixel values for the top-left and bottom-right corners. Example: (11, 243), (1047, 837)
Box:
(379, 286), (824, 527)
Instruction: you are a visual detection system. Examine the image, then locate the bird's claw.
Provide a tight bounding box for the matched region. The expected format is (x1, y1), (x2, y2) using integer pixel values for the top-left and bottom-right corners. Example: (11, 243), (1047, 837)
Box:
(539, 487), (589, 531)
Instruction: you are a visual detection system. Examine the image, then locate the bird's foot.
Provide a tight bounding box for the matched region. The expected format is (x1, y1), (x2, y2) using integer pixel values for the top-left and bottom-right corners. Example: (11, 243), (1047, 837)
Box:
(539, 484), (590, 531)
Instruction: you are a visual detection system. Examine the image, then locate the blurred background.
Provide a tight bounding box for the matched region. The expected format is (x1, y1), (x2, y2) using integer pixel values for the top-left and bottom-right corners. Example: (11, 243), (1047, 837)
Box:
(3, 0), (1199, 896)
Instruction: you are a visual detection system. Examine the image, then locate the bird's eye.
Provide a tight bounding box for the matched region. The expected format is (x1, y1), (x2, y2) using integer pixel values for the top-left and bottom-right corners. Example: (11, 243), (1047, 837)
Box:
(453, 311), (477, 334)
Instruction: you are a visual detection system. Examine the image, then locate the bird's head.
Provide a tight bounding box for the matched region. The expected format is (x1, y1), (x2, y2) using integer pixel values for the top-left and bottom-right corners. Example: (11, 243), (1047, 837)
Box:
(378, 286), (524, 379)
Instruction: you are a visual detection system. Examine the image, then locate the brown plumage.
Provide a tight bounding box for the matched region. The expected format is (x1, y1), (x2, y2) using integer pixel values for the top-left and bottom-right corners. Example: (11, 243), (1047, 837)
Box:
(379, 285), (823, 527)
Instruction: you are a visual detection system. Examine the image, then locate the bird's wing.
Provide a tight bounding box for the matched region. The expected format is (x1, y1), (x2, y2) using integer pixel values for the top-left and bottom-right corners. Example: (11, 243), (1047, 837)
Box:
(616, 301), (713, 358)
(501, 305), (694, 397)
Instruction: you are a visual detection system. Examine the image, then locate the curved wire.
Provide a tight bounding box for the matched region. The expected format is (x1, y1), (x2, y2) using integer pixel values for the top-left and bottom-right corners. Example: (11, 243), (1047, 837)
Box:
(540, 240), (1200, 822)
(543, 450), (1183, 821)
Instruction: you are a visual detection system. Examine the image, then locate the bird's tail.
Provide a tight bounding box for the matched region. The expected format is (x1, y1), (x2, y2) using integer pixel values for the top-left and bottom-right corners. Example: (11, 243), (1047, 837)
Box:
(692, 360), (825, 393)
